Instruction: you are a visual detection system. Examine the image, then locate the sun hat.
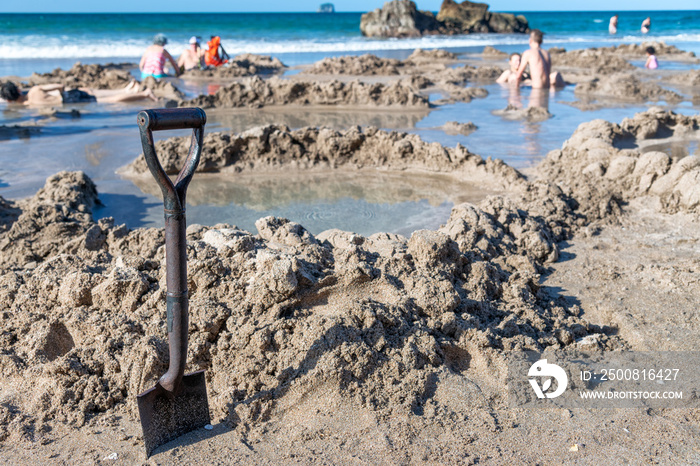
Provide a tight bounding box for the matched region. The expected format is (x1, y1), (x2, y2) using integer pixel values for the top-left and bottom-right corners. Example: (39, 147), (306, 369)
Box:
(153, 34), (168, 46)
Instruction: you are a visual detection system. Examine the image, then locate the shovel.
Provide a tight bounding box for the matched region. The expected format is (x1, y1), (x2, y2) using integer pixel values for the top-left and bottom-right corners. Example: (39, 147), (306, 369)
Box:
(135, 108), (210, 456)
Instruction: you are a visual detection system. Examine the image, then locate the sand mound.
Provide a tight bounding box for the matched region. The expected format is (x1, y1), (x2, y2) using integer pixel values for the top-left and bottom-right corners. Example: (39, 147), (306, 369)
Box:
(435, 84), (488, 104)
(550, 48), (635, 75)
(183, 54), (286, 79)
(493, 105), (553, 122)
(538, 108), (700, 220)
(181, 76), (428, 109)
(27, 62), (135, 90)
(604, 41), (697, 59)
(405, 48), (457, 63)
(0, 160), (615, 442)
(442, 121), (477, 135)
(122, 124), (521, 188)
(139, 76), (185, 101)
(481, 46), (508, 58)
(574, 73), (683, 103)
(550, 42), (697, 76)
(306, 54), (402, 75)
(666, 69), (700, 87)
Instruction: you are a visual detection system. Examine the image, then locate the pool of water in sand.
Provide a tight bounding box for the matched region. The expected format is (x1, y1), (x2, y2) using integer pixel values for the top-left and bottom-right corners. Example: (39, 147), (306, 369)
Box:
(2, 68), (700, 235)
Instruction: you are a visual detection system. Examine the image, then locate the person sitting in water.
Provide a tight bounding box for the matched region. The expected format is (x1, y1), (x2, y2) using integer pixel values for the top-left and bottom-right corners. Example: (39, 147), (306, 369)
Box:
(515, 29), (566, 90)
(609, 14), (618, 34)
(496, 53), (531, 85)
(204, 35), (229, 67)
(0, 81), (156, 106)
(140, 33), (180, 80)
(645, 46), (659, 69)
(178, 36), (205, 72)
(641, 17), (651, 34)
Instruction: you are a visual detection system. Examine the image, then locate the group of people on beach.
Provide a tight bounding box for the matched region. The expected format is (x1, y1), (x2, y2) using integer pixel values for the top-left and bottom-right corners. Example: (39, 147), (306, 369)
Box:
(496, 29), (564, 109)
(139, 33), (230, 79)
(608, 15), (652, 35)
(0, 33), (231, 107)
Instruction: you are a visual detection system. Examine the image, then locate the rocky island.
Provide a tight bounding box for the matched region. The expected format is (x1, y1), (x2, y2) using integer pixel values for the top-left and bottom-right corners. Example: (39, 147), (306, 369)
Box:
(360, 0), (529, 38)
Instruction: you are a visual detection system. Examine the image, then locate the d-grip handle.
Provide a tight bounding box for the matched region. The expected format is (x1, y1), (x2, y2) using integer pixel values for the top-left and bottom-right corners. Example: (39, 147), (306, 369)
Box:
(137, 108), (206, 214)
(138, 107), (207, 132)
(137, 108), (206, 394)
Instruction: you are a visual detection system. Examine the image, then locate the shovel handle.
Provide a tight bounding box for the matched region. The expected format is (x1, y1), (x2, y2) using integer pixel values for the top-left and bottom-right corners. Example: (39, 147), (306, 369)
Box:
(137, 107), (206, 394)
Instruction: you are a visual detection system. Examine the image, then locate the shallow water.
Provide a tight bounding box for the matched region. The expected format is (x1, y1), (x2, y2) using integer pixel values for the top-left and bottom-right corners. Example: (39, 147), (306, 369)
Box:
(2, 76), (700, 235)
(100, 170), (490, 236)
(3, 34), (700, 236)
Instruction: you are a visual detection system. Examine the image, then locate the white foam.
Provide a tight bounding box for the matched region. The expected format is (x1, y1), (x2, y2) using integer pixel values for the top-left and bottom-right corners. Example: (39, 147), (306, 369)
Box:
(2, 32), (699, 61)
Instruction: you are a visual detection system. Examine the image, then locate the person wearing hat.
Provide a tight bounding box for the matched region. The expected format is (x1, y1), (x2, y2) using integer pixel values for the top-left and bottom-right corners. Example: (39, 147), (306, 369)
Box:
(139, 33), (180, 80)
(177, 36), (205, 72)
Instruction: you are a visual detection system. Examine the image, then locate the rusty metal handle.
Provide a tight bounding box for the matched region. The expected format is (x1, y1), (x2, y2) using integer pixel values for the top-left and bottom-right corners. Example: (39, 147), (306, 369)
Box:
(137, 107), (206, 394)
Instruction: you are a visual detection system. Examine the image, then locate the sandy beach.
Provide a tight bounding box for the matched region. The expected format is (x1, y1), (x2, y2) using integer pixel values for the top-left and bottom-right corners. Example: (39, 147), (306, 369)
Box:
(2, 7), (700, 464)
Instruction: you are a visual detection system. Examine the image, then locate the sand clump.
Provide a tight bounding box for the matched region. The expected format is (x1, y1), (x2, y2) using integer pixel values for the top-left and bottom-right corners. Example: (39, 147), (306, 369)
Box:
(550, 48), (636, 75)
(181, 76), (429, 109)
(442, 121), (477, 136)
(481, 46), (508, 58)
(302, 50), (501, 87)
(122, 124), (521, 188)
(538, 107), (700, 221)
(27, 63), (135, 90)
(493, 105), (553, 122)
(306, 54), (403, 75)
(550, 42), (697, 76)
(574, 73), (683, 103)
(604, 41), (698, 59)
(182, 54), (286, 79)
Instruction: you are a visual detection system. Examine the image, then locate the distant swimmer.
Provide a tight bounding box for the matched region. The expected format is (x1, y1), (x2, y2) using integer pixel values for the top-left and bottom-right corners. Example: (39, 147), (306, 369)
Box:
(642, 17), (651, 34)
(609, 15), (618, 34)
(0, 81), (156, 106)
(645, 46), (659, 69)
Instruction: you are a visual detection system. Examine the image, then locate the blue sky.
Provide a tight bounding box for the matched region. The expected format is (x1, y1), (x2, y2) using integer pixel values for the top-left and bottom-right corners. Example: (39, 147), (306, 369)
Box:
(1, 0), (697, 13)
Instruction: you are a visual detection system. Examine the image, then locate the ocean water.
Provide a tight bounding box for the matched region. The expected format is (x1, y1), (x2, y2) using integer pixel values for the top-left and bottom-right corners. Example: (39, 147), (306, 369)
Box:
(1, 11), (700, 234)
(2, 11), (700, 76)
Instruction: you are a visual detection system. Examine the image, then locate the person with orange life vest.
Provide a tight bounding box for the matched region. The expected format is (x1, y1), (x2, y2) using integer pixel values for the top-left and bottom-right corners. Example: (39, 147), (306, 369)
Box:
(204, 36), (230, 67)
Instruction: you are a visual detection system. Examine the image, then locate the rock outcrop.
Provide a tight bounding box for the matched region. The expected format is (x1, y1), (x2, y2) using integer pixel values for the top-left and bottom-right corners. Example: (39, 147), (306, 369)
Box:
(436, 0), (528, 34)
(360, 0), (528, 38)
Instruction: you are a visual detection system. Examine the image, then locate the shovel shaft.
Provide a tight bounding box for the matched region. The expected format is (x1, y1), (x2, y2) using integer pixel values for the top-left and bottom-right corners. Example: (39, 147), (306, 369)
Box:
(137, 107), (206, 393)
(162, 215), (188, 392)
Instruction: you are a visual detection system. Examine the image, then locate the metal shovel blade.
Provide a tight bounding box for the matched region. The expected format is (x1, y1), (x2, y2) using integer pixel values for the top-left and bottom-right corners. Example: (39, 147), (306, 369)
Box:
(136, 370), (210, 456)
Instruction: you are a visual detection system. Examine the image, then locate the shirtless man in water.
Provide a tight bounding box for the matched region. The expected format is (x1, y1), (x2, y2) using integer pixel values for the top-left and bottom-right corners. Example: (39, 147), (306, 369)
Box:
(516, 29), (551, 89)
(514, 29), (565, 108)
